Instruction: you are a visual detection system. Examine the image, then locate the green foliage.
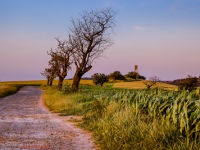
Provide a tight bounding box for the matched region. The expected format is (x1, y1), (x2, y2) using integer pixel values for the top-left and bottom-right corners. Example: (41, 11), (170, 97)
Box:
(43, 85), (200, 149)
(42, 86), (83, 115)
(109, 71), (125, 81)
(82, 87), (200, 149)
(83, 103), (189, 150)
(125, 71), (146, 80)
(92, 73), (109, 86)
(83, 99), (107, 120)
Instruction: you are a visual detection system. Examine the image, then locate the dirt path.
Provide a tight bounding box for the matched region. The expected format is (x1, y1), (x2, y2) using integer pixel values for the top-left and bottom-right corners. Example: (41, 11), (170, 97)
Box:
(0, 86), (97, 150)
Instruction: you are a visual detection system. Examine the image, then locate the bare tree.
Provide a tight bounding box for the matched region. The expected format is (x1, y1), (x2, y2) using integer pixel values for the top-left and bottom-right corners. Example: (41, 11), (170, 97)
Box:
(143, 76), (160, 90)
(48, 38), (73, 90)
(41, 68), (56, 86)
(69, 8), (117, 91)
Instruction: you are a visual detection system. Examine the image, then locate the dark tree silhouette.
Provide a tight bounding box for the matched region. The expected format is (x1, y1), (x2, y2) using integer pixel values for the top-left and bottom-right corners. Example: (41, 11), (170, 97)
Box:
(179, 75), (198, 91)
(92, 73), (109, 86)
(48, 38), (73, 90)
(41, 68), (56, 86)
(126, 71), (146, 80)
(109, 71), (125, 81)
(69, 8), (116, 91)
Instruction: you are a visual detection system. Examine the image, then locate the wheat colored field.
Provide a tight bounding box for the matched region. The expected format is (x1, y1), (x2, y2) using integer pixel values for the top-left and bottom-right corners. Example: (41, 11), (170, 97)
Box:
(0, 79), (94, 86)
(113, 80), (177, 90)
(0, 79), (176, 90)
(0, 80), (47, 85)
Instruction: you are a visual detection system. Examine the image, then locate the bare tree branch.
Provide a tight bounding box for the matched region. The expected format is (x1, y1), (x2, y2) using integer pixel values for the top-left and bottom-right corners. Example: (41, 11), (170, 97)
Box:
(41, 68), (56, 86)
(48, 38), (73, 90)
(70, 8), (117, 91)
(143, 76), (160, 90)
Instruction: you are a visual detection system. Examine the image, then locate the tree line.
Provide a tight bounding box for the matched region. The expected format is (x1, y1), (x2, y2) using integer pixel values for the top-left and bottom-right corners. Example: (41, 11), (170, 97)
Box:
(41, 8), (116, 91)
(169, 75), (199, 91)
(91, 71), (147, 87)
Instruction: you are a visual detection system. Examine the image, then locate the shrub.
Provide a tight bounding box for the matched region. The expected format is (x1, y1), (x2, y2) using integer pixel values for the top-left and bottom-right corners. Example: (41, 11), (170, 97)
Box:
(179, 75), (198, 91)
(92, 73), (109, 86)
(109, 71), (125, 81)
(125, 71), (146, 80)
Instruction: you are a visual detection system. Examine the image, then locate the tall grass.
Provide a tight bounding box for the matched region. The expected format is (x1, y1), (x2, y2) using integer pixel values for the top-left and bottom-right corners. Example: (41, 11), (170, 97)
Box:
(84, 103), (181, 149)
(42, 84), (124, 115)
(0, 84), (23, 98)
(42, 84), (200, 149)
(42, 86), (83, 115)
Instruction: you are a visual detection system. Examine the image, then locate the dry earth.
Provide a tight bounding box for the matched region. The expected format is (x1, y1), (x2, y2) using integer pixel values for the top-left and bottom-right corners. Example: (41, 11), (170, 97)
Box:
(0, 86), (97, 150)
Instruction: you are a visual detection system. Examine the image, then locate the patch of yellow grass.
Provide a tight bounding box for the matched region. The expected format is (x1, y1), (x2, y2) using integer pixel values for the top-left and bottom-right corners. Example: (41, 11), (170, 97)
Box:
(0, 79), (94, 86)
(42, 87), (83, 115)
(64, 79), (94, 86)
(0, 84), (21, 98)
(0, 85), (12, 89)
(0, 80), (48, 85)
(113, 81), (177, 90)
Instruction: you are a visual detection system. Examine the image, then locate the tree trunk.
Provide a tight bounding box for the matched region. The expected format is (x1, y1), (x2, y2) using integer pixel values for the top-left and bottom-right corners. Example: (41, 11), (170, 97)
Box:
(47, 78), (50, 86)
(72, 72), (82, 91)
(49, 80), (53, 86)
(72, 66), (92, 91)
(58, 76), (64, 91)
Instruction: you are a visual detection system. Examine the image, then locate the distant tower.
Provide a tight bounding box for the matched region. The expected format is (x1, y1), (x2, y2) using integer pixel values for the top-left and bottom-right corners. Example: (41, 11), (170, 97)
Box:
(134, 65), (138, 73)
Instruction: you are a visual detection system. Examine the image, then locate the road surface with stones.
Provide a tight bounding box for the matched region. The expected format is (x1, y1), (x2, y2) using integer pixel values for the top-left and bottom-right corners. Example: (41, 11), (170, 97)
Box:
(0, 86), (97, 150)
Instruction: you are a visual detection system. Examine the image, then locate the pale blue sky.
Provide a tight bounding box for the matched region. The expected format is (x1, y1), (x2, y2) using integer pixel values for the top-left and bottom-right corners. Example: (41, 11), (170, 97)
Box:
(0, 0), (200, 81)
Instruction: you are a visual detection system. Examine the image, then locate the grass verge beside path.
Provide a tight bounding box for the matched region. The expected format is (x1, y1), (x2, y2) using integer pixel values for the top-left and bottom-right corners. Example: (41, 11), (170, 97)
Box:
(0, 80), (47, 86)
(0, 80), (48, 98)
(42, 86), (83, 115)
(0, 79), (94, 99)
(43, 84), (200, 150)
(0, 84), (23, 98)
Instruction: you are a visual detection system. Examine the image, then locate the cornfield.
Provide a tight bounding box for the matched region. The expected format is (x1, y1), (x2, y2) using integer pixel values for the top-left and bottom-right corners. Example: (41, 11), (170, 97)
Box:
(43, 85), (200, 149)
(86, 87), (200, 146)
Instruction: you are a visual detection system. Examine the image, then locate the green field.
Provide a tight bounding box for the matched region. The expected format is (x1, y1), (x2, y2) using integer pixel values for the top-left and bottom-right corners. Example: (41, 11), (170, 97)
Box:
(42, 83), (200, 150)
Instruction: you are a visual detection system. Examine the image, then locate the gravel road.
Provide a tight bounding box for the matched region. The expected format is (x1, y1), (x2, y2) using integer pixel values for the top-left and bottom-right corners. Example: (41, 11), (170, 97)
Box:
(0, 86), (97, 150)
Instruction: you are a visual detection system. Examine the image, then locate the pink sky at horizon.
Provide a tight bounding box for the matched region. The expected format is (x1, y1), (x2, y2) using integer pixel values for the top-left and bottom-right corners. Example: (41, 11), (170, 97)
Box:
(0, 0), (200, 81)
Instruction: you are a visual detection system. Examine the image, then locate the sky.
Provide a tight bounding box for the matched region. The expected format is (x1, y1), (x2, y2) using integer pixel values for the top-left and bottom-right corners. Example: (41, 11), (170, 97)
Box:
(0, 0), (200, 81)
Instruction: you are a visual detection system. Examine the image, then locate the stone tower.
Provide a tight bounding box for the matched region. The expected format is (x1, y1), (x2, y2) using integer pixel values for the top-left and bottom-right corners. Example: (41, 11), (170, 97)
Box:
(134, 65), (138, 73)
